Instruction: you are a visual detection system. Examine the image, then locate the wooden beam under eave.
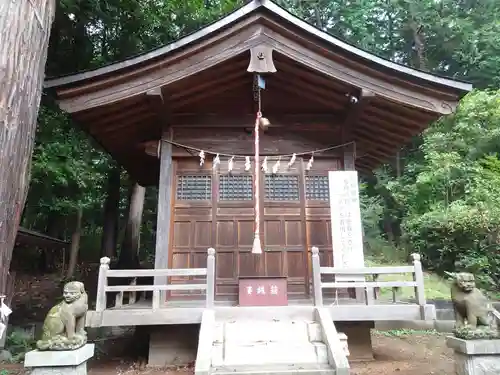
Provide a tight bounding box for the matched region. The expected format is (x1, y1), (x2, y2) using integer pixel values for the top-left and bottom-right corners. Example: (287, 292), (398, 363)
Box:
(354, 127), (400, 150)
(270, 74), (344, 110)
(362, 154), (386, 167)
(154, 128), (174, 306)
(170, 113), (343, 128)
(92, 113), (156, 137)
(355, 160), (375, 174)
(146, 88), (170, 129)
(340, 90), (374, 174)
(173, 78), (252, 110)
(170, 68), (248, 102)
(87, 108), (153, 135)
(341, 89), (376, 138)
(274, 57), (349, 96)
(356, 121), (409, 144)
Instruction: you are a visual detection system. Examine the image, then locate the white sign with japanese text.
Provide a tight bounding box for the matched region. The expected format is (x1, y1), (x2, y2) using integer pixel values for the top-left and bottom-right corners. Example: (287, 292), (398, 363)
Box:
(245, 284), (280, 296)
(328, 171), (365, 281)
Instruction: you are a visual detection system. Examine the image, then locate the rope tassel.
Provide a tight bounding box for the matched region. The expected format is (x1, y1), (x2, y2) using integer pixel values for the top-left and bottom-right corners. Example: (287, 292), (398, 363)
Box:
(252, 111), (262, 254)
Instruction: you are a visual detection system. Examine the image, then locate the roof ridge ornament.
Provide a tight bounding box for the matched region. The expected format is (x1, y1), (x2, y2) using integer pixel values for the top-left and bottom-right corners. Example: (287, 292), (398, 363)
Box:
(247, 45), (277, 73)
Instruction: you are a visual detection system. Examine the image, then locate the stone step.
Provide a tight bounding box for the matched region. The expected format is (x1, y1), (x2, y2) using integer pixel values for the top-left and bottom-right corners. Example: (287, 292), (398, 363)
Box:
(217, 320), (322, 345)
(212, 341), (329, 367)
(212, 363), (336, 375)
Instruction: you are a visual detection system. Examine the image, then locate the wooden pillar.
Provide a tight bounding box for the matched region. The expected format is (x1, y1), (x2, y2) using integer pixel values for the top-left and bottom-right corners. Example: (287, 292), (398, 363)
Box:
(343, 143), (356, 171)
(154, 129), (173, 305)
(341, 90), (374, 304)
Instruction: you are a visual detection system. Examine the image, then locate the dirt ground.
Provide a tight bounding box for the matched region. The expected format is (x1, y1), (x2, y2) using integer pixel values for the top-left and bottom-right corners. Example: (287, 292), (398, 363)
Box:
(350, 332), (454, 375)
(3, 332), (454, 375)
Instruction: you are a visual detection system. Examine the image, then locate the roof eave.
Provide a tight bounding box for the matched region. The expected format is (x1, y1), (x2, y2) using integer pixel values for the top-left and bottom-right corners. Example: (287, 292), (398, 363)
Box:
(43, 0), (261, 89)
(44, 0), (472, 95)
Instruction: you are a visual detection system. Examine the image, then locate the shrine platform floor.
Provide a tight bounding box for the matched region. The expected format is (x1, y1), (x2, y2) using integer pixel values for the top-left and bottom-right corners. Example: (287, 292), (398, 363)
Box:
(85, 297), (436, 328)
(107, 297), (415, 309)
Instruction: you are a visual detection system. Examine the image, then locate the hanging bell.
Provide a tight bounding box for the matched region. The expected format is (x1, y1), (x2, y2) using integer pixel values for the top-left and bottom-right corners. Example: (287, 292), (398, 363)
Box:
(259, 117), (271, 132)
(247, 45), (277, 73)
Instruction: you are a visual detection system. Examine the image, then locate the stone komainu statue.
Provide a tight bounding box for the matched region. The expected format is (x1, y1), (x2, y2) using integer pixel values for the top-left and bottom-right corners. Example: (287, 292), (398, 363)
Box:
(36, 281), (88, 351)
(450, 272), (493, 330)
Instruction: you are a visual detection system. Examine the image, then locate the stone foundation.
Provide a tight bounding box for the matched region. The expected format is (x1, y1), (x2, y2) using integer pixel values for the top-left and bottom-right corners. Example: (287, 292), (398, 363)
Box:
(446, 336), (500, 375)
(336, 321), (374, 361)
(24, 343), (94, 375)
(148, 324), (200, 367)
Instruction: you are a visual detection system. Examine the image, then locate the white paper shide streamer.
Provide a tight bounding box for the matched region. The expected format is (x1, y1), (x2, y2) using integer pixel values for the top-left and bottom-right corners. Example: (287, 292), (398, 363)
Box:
(245, 156), (251, 171)
(272, 157), (281, 174)
(0, 296), (12, 338)
(306, 154), (314, 171)
(199, 150), (205, 166)
(212, 154), (220, 169)
(261, 156), (268, 173)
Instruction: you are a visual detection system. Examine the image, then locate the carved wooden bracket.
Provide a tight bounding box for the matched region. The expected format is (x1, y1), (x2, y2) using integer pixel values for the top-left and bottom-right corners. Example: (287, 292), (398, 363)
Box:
(247, 45), (277, 73)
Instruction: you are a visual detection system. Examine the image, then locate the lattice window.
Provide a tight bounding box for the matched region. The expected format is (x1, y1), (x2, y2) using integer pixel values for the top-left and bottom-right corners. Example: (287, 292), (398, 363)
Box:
(219, 175), (253, 201)
(176, 175), (212, 200)
(306, 175), (330, 201)
(265, 175), (300, 201)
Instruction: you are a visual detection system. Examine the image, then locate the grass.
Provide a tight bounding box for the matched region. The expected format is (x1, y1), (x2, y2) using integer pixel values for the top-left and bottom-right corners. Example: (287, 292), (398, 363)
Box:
(365, 257), (451, 301)
(374, 328), (441, 337)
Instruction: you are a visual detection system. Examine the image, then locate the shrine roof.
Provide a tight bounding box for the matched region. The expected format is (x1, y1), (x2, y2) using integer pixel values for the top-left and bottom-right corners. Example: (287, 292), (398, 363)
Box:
(44, 0), (472, 185)
(16, 227), (69, 249)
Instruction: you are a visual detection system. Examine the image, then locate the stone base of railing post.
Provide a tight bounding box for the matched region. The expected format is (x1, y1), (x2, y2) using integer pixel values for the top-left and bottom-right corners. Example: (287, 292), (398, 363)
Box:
(446, 336), (500, 375)
(24, 343), (95, 375)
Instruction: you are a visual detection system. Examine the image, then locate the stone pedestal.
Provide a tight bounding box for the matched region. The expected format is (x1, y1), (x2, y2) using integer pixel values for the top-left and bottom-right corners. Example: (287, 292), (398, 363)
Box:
(148, 325), (199, 367)
(446, 336), (500, 375)
(336, 321), (374, 361)
(24, 343), (94, 375)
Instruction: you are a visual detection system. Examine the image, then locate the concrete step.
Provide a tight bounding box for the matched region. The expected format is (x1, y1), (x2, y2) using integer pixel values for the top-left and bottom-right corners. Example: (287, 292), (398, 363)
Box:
(212, 363), (335, 375)
(212, 341), (329, 367)
(216, 320), (322, 345)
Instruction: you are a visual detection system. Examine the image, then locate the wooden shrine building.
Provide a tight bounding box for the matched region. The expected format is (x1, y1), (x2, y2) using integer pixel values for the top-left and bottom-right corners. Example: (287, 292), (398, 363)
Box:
(44, 0), (471, 370)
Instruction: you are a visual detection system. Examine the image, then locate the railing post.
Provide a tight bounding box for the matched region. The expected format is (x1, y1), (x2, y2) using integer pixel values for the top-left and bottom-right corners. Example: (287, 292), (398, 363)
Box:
(96, 257), (110, 312)
(206, 248), (216, 308)
(311, 247), (323, 306)
(412, 253), (426, 319)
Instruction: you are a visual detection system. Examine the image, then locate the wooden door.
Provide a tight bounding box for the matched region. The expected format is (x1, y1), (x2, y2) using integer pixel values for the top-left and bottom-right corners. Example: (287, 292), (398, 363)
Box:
(170, 159), (213, 299)
(262, 161), (308, 298)
(214, 170), (260, 298)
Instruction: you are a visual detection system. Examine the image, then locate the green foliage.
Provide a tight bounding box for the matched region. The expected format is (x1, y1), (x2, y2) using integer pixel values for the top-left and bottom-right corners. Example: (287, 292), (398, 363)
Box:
(5, 329), (36, 363)
(375, 328), (439, 337)
(359, 183), (402, 262)
(453, 325), (499, 340)
(379, 91), (500, 290)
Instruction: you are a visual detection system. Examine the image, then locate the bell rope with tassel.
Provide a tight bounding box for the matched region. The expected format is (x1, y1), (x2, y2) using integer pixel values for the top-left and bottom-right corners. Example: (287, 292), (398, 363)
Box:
(252, 111), (263, 254)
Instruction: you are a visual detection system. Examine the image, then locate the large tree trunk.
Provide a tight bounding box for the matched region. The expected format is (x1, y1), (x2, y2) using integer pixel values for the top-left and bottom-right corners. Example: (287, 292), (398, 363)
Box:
(66, 207), (83, 279)
(101, 167), (121, 258)
(0, 0), (56, 295)
(118, 182), (146, 268)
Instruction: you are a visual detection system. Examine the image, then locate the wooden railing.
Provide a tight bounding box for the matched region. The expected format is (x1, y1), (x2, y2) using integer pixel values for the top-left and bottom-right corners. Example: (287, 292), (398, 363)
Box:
(95, 248), (216, 311)
(311, 247), (426, 308)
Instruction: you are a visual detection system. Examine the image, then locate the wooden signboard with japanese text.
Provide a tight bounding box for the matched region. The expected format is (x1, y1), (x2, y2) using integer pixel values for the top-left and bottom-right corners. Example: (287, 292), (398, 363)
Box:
(238, 277), (288, 306)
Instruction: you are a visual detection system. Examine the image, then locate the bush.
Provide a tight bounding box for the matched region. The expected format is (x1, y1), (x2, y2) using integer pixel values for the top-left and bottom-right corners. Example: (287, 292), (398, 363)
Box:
(5, 328), (36, 363)
(403, 201), (500, 289)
